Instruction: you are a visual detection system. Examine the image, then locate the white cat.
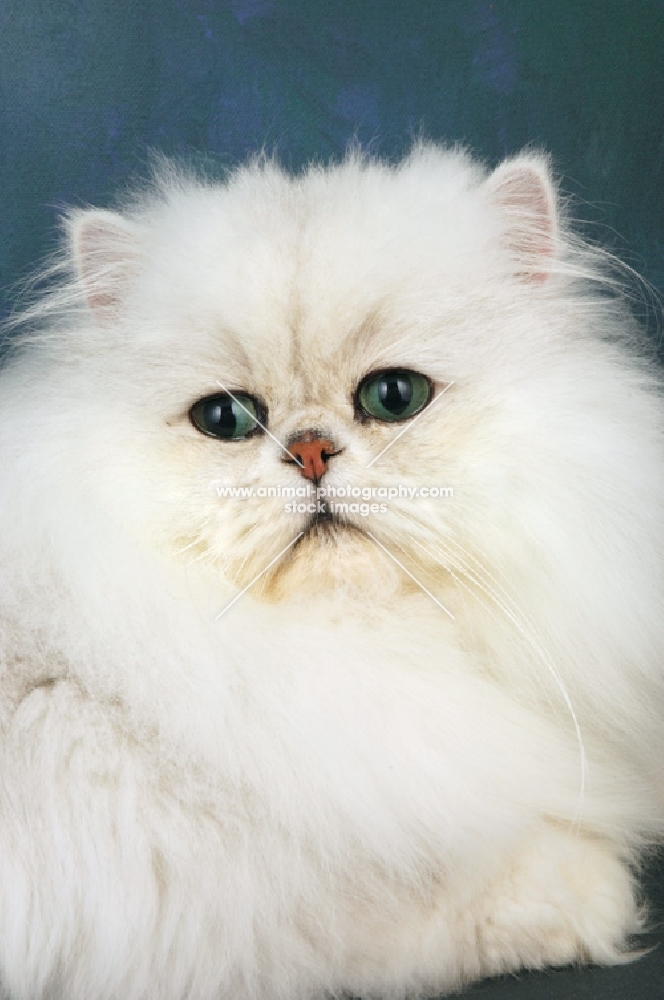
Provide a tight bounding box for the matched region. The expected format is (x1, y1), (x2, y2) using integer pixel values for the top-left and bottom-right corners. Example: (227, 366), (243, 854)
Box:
(0, 144), (662, 1000)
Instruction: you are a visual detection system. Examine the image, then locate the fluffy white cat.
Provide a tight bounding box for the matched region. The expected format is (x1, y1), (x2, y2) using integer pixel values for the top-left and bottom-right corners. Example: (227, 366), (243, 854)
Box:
(0, 144), (662, 1000)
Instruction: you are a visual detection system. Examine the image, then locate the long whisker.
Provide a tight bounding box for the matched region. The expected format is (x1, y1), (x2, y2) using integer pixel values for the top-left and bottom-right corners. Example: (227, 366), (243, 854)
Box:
(392, 511), (587, 826)
(172, 510), (217, 561)
(441, 532), (559, 702)
(219, 520), (263, 578)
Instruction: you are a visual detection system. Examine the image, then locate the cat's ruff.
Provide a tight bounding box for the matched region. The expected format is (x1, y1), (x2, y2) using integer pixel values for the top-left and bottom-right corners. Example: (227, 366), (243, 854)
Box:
(0, 144), (662, 999)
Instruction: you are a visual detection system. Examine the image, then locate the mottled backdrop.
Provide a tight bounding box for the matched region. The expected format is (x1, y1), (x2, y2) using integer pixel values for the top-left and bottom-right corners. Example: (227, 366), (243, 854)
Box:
(0, 0), (663, 326)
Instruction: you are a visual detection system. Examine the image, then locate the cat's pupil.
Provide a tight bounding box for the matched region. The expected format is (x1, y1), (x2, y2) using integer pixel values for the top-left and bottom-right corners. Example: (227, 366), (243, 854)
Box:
(206, 399), (236, 434)
(378, 376), (412, 415)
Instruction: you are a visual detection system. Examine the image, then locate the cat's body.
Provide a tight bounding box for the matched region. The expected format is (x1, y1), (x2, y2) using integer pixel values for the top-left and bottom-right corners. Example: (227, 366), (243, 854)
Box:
(0, 145), (662, 999)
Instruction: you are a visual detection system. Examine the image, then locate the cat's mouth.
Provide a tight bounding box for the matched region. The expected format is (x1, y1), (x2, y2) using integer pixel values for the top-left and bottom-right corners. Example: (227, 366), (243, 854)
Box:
(261, 506), (379, 600)
(299, 505), (362, 542)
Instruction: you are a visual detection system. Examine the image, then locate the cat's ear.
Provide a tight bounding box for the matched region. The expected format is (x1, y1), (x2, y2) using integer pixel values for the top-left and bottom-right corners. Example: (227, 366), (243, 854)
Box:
(69, 209), (141, 320)
(484, 155), (558, 281)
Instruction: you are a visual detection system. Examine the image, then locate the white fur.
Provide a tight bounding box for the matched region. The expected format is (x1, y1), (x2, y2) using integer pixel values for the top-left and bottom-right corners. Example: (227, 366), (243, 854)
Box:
(0, 145), (662, 999)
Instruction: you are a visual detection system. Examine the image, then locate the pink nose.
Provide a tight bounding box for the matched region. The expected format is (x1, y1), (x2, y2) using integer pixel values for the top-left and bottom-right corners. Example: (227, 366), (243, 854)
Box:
(286, 436), (336, 481)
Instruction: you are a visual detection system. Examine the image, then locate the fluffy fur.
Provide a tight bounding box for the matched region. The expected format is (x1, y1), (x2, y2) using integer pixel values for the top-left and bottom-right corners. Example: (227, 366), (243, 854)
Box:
(0, 144), (662, 1000)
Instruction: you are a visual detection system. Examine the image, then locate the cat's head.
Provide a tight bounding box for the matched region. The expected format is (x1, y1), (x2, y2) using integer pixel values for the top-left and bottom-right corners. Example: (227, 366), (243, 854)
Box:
(51, 146), (605, 606)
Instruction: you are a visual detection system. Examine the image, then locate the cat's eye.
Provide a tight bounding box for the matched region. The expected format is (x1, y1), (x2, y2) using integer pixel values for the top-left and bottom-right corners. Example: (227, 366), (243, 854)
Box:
(356, 369), (432, 423)
(190, 392), (263, 440)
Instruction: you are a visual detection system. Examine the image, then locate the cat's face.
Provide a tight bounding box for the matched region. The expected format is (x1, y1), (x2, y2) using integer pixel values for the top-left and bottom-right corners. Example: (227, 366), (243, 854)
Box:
(64, 147), (560, 602)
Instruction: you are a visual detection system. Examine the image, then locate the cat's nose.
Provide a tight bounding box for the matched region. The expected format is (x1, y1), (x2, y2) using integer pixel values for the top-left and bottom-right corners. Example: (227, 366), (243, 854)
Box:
(284, 430), (339, 482)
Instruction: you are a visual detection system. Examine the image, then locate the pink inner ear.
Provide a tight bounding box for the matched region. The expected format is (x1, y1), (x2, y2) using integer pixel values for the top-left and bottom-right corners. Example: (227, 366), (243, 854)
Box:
(73, 213), (138, 318)
(488, 162), (557, 282)
(80, 236), (117, 311)
(87, 289), (118, 310)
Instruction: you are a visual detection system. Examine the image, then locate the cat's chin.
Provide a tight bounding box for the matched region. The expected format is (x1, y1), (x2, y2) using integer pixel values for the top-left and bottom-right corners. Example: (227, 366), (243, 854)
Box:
(255, 518), (405, 604)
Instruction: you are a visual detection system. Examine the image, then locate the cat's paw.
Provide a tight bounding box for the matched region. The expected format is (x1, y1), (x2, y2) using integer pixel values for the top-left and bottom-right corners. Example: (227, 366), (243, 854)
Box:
(474, 825), (645, 977)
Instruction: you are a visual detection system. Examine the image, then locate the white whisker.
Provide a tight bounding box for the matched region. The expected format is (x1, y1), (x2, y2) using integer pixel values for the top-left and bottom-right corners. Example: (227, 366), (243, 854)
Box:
(393, 512), (587, 827)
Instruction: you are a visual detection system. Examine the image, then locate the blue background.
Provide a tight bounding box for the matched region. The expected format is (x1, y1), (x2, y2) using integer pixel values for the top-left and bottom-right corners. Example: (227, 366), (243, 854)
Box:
(0, 0), (663, 326)
(0, 3), (663, 997)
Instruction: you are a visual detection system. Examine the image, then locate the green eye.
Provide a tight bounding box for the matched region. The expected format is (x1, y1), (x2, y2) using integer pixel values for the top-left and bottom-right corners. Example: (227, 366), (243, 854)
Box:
(190, 392), (263, 440)
(357, 369), (432, 422)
